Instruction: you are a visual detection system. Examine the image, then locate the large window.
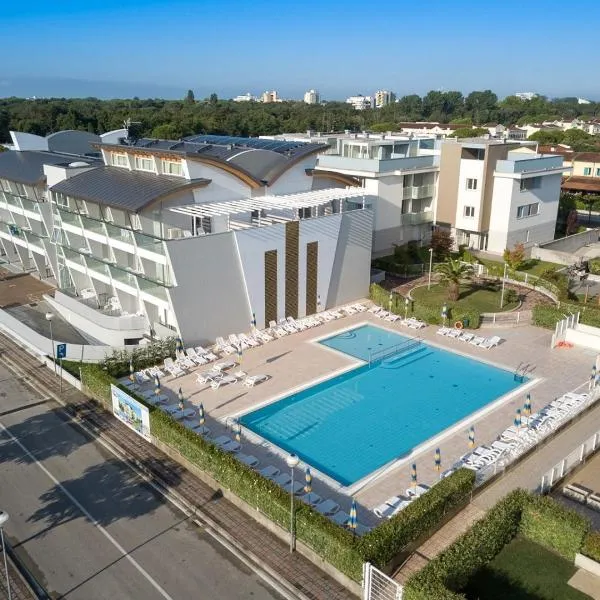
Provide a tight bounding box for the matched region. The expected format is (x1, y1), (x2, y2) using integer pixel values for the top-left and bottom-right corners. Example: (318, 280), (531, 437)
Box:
(596, 168), (600, 177)
(516, 203), (540, 219)
(54, 192), (69, 208)
(464, 206), (475, 218)
(15, 182), (26, 197)
(466, 178), (478, 190)
(0, 180), (10, 193)
(134, 156), (154, 172)
(112, 153), (129, 168)
(584, 167), (592, 176)
(161, 160), (183, 176)
(520, 177), (542, 192)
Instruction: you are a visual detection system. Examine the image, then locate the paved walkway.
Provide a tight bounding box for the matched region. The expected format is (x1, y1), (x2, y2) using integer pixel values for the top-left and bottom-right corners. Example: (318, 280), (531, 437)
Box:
(394, 390), (600, 584)
(0, 549), (37, 600)
(0, 332), (356, 600)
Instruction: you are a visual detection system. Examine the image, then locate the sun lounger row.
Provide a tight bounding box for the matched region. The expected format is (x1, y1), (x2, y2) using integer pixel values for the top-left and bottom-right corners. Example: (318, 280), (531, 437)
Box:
(373, 483), (431, 520)
(436, 328), (503, 349)
(370, 306), (426, 329)
(562, 483), (600, 512)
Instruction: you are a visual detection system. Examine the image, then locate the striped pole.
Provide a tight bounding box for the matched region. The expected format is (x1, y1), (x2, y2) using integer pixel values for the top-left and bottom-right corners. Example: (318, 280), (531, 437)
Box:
(411, 463), (417, 490)
(468, 426), (475, 448)
(434, 448), (441, 473)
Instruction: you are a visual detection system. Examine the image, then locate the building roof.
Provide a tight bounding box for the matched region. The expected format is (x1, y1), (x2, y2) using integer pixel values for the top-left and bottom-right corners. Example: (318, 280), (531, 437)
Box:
(561, 176), (600, 193)
(396, 122), (466, 131)
(98, 134), (327, 186)
(51, 166), (210, 213)
(0, 150), (99, 185)
(572, 152), (600, 163)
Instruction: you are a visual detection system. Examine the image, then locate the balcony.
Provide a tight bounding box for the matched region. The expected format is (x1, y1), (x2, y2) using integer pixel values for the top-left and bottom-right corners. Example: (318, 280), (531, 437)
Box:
(495, 155), (564, 175)
(316, 154), (438, 174)
(402, 185), (435, 200)
(399, 210), (434, 226)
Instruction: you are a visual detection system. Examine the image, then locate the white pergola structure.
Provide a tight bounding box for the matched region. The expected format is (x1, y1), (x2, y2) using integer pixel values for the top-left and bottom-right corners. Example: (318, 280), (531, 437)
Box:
(169, 187), (368, 233)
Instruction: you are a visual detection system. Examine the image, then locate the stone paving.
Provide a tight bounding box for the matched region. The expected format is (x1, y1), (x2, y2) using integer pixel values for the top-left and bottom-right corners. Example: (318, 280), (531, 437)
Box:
(0, 549), (36, 600)
(144, 307), (594, 529)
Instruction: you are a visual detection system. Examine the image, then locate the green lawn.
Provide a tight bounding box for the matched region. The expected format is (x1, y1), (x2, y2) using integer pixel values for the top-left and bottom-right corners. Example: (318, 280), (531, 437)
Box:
(411, 282), (519, 313)
(464, 537), (592, 600)
(475, 257), (563, 278)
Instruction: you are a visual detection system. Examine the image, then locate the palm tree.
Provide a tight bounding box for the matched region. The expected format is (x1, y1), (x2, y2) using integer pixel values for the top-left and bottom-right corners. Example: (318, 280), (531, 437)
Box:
(434, 258), (474, 301)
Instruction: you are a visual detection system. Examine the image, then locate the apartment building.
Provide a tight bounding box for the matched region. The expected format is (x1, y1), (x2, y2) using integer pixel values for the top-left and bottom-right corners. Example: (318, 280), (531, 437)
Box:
(436, 139), (566, 253)
(303, 89), (320, 104)
(346, 95), (372, 110)
(374, 90), (396, 108)
(0, 132), (373, 346)
(314, 134), (439, 256)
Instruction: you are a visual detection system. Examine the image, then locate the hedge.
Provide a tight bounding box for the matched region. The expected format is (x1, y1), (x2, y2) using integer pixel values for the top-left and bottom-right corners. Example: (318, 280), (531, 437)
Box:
(533, 303), (600, 330)
(369, 284), (481, 329)
(582, 532), (600, 562)
(519, 495), (589, 560)
(72, 361), (477, 581)
(360, 469), (475, 568)
(404, 489), (528, 600)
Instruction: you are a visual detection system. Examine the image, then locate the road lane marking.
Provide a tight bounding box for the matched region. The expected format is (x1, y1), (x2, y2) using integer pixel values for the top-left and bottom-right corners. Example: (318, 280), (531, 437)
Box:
(0, 421), (175, 600)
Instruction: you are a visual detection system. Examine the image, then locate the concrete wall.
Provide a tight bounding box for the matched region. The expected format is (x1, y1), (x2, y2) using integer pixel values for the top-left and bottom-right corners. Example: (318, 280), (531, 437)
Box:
(455, 157), (485, 232)
(566, 323), (600, 351)
(535, 229), (600, 253)
(436, 143), (461, 225)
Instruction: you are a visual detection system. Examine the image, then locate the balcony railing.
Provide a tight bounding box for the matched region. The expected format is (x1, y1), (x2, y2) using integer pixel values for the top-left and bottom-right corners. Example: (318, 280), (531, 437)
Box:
(402, 185), (435, 200)
(399, 210), (434, 226)
(317, 154), (438, 174)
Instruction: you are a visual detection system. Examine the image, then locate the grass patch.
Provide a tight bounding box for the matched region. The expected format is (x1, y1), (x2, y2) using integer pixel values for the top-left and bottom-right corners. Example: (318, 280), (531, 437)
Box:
(463, 537), (591, 600)
(475, 257), (563, 278)
(411, 282), (519, 314)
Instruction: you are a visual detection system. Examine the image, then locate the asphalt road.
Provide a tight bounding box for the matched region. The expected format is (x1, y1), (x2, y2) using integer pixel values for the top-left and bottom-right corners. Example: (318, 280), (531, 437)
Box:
(0, 363), (283, 600)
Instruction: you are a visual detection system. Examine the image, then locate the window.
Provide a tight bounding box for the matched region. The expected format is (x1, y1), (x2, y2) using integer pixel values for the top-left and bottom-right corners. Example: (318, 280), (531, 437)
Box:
(134, 156), (154, 172)
(584, 167), (592, 176)
(464, 206), (475, 218)
(596, 168), (600, 177)
(195, 216), (211, 234)
(112, 153), (129, 168)
(298, 207), (312, 219)
(54, 192), (69, 208)
(130, 214), (142, 231)
(466, 178), (478, 190)
(520, 177), (542, 192)
(15, 183), (26, 197)
(516, 203), (540, 219)
(0, 180), (10, 193)
(161, 160), (183, 176)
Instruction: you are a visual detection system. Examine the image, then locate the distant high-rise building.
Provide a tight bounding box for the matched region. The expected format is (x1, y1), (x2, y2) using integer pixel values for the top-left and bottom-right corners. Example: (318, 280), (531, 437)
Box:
(578, 97), (591, 105)
(374, 90), (396, 108)
(233, 92), (256, 102)
(346, 95), (372, 110)
(261, 90), (280, 103)
(515, 92), (538, 101)
(303, 89), (320, 104)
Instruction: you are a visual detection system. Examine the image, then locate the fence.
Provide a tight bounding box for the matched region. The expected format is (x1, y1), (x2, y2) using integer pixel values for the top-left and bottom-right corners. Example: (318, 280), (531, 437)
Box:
(551, 312), (580, 348)
(362, 562), (403, 600)
(480, 310), (532, 327)
(540, 430), (600, 493)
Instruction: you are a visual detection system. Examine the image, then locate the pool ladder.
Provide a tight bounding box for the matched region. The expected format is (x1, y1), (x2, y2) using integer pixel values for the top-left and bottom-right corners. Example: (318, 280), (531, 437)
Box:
(514, 363), (530, 383)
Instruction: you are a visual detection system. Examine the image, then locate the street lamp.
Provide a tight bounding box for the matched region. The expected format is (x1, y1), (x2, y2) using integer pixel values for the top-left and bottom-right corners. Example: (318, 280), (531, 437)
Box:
(388, 291), (393, 312)
(428, 247), (434, 290)
(285, 454), (299, 553)
(404, 297), (409, 320)
(45, 312), (57, 376)
(500, 263), (508, 309)
(0, 511), (12, 600)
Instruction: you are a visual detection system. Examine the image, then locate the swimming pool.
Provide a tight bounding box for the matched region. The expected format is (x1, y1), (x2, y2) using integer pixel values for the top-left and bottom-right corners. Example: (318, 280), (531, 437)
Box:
(240, 324), (525, 487)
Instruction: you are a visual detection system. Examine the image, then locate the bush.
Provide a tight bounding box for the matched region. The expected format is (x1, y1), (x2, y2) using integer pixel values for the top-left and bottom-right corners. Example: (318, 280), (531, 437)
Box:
(533, 303), (600, 330)
(404, 489), (528, 599)
(360, 469), (475, 568)
(582, 532), (600, 562)
(520, 495), (589, 560)
(101, 337), (178, 377)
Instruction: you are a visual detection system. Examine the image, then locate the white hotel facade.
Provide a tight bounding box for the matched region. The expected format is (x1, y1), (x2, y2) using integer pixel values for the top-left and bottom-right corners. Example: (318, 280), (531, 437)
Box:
(0, 131), (373, 347)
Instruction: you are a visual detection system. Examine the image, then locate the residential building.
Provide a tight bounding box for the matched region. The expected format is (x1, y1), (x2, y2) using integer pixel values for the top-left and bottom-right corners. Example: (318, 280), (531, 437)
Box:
(314, 134), (439, 256)
(515, 92), (538, 101)
(395, 122), (472, 138)
(506, 127), (528, 140)
(0, 132), (373, 346)
(233, 93), (257, 102)
(578, 98), (592, 105)
(303, 89), (320, 105)
(374, 90), (396, 108)
(261, 90), (281, 103)
(436, 139), (566, 253)
(561, 152), (600, 195)
(346, 95), (372, 110)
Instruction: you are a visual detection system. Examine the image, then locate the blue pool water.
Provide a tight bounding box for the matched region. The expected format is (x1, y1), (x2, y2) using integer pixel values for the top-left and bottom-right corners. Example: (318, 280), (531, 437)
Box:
(240, 325), (524, 486)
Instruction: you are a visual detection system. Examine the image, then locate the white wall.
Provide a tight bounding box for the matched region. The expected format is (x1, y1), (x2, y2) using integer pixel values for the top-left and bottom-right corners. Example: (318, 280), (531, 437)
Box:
(266, 157), (316, 195)
(455, 159), (485, 231)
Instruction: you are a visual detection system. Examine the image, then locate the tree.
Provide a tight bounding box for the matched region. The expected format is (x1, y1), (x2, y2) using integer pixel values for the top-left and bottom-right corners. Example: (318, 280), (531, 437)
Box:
(435, 259), (473, 301)
(185, 89), (195, 104)
(528, 130), (564, 145)
(566, 209), (579, 236)
(451, 127), (488, 139)
(209, 93), (218, 105)
(465, 90), (498, 124)
(430, 228), (454, 260)
(503, 242), (525, 271)
(0, 145), (6, 152)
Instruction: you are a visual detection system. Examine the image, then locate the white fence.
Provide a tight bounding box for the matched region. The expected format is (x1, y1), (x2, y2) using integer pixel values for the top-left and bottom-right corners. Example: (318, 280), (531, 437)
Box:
(540, 430), (600, 493)
(362, 563), (403, 600)
(551, 312), (580, 348)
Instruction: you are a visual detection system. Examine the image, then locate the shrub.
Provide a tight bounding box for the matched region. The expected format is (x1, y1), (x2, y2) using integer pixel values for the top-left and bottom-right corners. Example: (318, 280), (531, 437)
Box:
(101, 337), (178, 377)
(404, 489), (528, 599)
(504, 289), (518, 304)
(582, 531), (600, 562)
(360, 469), (475, 568)
(533, 302), (600, 330)
(520, 495), (589, 560)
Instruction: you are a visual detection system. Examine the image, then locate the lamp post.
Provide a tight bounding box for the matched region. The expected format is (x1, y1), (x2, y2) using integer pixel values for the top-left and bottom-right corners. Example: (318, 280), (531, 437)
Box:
(500, 263), (508, 309)
(404, 297), (409, 320)
(45, 312), (56, 376)
(286, 454), (299, 553)
(388, 291), (393, 312)
(428, 247), (434, 290)
(0, 511), (11, 600)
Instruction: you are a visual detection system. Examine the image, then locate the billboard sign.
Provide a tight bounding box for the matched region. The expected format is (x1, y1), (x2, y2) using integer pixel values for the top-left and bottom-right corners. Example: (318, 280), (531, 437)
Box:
(110, 384), (150, 440)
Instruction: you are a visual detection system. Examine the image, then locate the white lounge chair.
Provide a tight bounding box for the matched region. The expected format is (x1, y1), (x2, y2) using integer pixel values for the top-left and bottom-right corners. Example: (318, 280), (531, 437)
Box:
(215, 337), (237, 355)
(273, 472), (292, 486)
(437, 327), (452, 336)
(176, 353), (196, 370)
(283, 480), (305, 495)
(135, 370), (150, 383)
(211, 375), (238, 389)
(238, 454), (259, 468)
(196, 370), (221, 384)
(287, 317), (306, 330)
(164, 358), (185, 378)
(353, 303), (367, 312)
(368, 305), (382, 314)
(342, 305), (357, 315)
(447, 328), (462, 339)
(144, 393), (169, 406)
(214, 360), (236, 371)
(316, 499), (340, 516)
(196, 346), (219, 361)
(479, 335), (502, 349)
(254, 330), (273, 343)
(405, 484), (430, 498)
(186, 348), (207, 365)
(243, 374), (268, 387)
(469, 336), (486, 346)
(259, 465), (280, 480)
(385, 313), (401, 322)
(147, 366), (165, 378)
(213, 435), (241, 453)
(239, 333), (260, 347)
(407, 318), (426, 329)
(374, 496), (404, 519)
(302, 492), (322, 507)
(458, 332), (474, 343)
(184, 422), (211, 436)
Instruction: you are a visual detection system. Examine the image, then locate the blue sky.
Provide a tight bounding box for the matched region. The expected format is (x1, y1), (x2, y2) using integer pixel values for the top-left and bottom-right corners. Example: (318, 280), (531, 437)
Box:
(2, 0), (600, 100)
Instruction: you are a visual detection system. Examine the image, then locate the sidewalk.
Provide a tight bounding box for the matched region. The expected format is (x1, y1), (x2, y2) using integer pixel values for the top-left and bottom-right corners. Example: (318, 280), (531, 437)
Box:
(0, 332), (357, 600)
(0, 549), (37, 600)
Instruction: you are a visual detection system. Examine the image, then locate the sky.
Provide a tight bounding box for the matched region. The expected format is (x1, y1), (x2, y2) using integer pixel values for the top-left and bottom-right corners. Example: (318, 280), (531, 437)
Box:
(2, 0), (600, 100)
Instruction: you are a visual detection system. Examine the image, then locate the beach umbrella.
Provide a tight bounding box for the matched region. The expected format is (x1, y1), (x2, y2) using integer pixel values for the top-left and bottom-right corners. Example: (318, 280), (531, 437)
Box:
(434, 448), (441, 473)
(404, 297), (409, 320)
(251, 312), (257, 329)
(198, 402), (205, 425)
(388, 291), (393, 311)
(514, 408), (522, 429)
(411, 463), (418, 490)
(349, 498), (357, 532)
(237, 344), (243, 363)
(524, 393), (532, 418)
(178, 387), (184, 411)
(129, 357), (134, 383)
(468, 426), (475, 448)
(592, 365), (598, 389)
(441, 304), (448, 324)
(154, 374), (160, 397)
(235, 422), (241, 443)
(304, 467), (312, 494)
(176, 337), (184, 355)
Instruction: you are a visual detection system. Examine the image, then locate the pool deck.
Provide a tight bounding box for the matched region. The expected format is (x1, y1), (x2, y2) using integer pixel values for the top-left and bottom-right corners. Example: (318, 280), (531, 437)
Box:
(146, 308), (595, 527)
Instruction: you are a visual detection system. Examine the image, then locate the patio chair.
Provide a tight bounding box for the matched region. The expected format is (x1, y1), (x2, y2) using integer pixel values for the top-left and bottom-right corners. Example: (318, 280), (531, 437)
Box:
(436, 327), (452, 336)
(478, 335), (502, 349)
(258, 465), (280, 480)
(196, 370), (221, 384)
(447, 328), (462, 339)
(211, 375), (237, 389)
(315, 499), (340, 516)
(301, 492), (322, 507)
(239, 333), (260, 347)
(273, 472), (292, 487)
(196, 346), (219, 361)
(342, 305), (357, 315)
(215, 337), (237, 355)
(243, 374), (268, 387)
(214, 360), (236, 371)
(254, 330), (273, 343)
(373, 495), (404, 519)
(469, 336), (486, 346)
(458, 332), (474, 343)
(213, 435), (241, 453)
(283, 480), (305, 495)
(405, 484), (430, 499)
(237, 454), (259, 468)
(184, 421), (211, 436)
(186, 348), (207, 365)
(367, 306), (382, 314)
(164, 357), (185, 378)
